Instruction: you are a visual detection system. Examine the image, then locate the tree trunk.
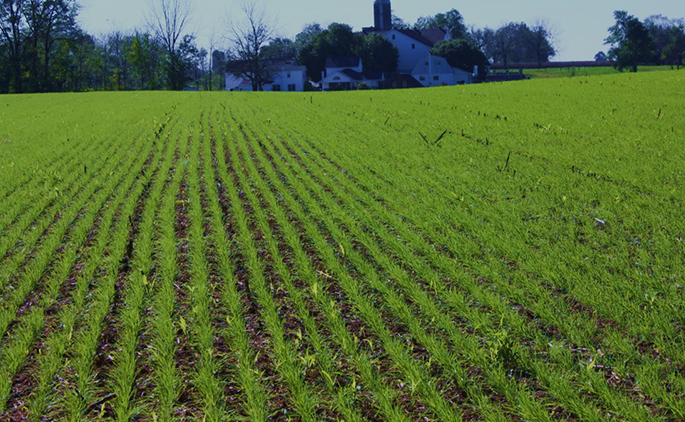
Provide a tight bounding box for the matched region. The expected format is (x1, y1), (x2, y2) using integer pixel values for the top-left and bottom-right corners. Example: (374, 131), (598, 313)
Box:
(43, 29), (52, 92)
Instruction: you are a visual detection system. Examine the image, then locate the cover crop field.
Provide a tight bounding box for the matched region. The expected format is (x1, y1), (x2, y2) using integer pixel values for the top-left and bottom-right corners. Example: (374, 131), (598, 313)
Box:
(0, 71), (684, 421)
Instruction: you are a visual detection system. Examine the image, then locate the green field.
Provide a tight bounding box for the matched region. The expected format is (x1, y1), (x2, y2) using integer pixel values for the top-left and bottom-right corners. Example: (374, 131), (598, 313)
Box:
(522, 65), (682, 79)
(1, 71), (684, 421)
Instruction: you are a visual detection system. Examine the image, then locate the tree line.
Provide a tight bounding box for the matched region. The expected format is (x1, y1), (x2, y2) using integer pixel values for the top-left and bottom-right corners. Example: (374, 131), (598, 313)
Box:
(0, 0), (223, 93)
(2, 1), (684, 94)
(602, 11), (685, 72)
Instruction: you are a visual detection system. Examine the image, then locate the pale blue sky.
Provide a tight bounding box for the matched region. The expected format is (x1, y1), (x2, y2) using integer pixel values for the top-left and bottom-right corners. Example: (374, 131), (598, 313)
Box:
(78, 0), (684, 62)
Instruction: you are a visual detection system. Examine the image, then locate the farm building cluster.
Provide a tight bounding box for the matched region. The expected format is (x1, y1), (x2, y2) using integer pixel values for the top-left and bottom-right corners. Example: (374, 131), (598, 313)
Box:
(226, 0), (476, 91)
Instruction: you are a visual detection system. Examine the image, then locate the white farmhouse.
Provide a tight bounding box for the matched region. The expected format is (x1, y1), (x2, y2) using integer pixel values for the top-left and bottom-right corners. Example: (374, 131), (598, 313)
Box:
(363, 0), (475, 87)
(268, 61), (307, 91)
(378, 28), (450, 73)
(225, 60), (307, 92)
(321, 57), (387, 90)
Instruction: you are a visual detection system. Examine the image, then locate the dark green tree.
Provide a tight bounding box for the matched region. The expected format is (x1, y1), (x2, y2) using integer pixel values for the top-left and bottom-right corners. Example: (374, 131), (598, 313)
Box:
(430, 39), (487, 78)
(23, 0), (78, 92)
(391, 13), (410, 30)
(262, 37), (296, 60)
(414, 9), (467, 40)
(526, 20), (556, 66)
(358, 32), (398, 72)
(605, 10), (653, 72)
(294, 22), (323, 50)
(661, 25), (685, 68)
(493, 22), (518, 68)
(296, 23), (361, 82)
(128, 32), (162, 90)
(325, 23), (362, 56)
(0, 0), (26, 92)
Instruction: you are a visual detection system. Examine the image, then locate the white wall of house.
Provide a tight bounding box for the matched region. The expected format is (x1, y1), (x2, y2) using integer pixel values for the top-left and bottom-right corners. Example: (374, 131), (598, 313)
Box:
(226, 67), (307, 92)
(225, 74), (244, 91)
(269, 68), (306, 92)
(382, 29), (432, 73)
(322, 71), (361, 90)
(411, 54), (472, 87)
(452, 68), (473, 85)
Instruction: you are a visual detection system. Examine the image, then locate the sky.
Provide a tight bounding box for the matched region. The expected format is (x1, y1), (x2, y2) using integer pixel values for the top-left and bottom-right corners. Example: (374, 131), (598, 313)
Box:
(77, 0), (684, 62)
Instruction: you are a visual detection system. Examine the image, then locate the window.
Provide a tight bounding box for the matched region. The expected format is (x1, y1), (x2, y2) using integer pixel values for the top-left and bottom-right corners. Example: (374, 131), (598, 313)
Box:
(392, 81), (397, 88)
(425, 61), (429, 65)
(286, 72), (291, 78)
(433, 76), (439, 81)
(412, 43), (415, 49)
(333, 76), (341, 81)
(392, 34), (396, 40)
(402, 81), (407, 88)
(272, 84), (281, 91)
(288, 84), (296, 91)
(419, 76), (426, 81)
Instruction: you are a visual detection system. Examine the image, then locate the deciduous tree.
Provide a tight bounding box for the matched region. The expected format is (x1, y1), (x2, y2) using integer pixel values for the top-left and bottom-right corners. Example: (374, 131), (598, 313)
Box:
(358, 32), (398, 72)
(226, 0), (277, 91)
(527, 19), (557, 66)
(605, 10), (653, 72)
(431, 38), (487, 77)
(415, 9), (466, 40)
(146, 0), (194, 89)
(0, 0), (26, 92)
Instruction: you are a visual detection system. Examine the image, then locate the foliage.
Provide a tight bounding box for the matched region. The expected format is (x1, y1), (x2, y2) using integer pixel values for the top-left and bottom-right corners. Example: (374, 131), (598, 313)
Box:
(226, 0), (277, 91)
(527, 20), (557, 66)
(430, 38), (488, 77)
(357, 32), (398, 73)
(128, 33), (163, 90)
(262, 37), (296, 60)
(165, 34), (199, 90)
(391, 14), (410, 30)
(0, 0), (78, 92)
(522, 65), (676, 79)
(605, 10), (654, 72)
(595, 51), (607, 61)
(296, 22), (362, 82)
(414, 9), (467, 40)
(644, 15), (685, 66)
(662, 25), (685, 68)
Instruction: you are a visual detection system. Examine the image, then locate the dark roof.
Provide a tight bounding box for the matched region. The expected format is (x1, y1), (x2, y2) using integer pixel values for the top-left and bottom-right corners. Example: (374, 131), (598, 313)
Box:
(370, 28), (448, 47)
(385, 74), (423, 88)
(392, 29), (437, 47)
(326, 56), (361, 68)
(362, 71), (385, 80)
(335, 69), (387, 81)
(341, 69), (364, 80)
(270, 60), (307, 72)
(416, 28), (448, 45)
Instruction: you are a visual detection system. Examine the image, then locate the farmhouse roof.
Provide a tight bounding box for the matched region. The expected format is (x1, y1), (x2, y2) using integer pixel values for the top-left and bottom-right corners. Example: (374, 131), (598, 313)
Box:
(326, 56), (361, 68)
(271, 60), (306, 72)
(416, 28), (449, 44)
(381, 28), (448, 47)
(340, 69), (364, 80)
(386, 74), (423, 88)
